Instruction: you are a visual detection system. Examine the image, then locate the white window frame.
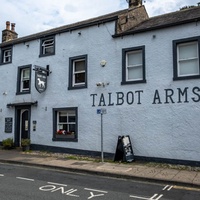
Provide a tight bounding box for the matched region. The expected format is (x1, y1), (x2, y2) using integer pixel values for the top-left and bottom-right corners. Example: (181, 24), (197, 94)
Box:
(57, 111), (76, 134)
(20, 68), (30, 92)
(53, 107), (78, 142)
(42, 38), (54, 54)
(122, 46), (145, 85)
(3, 49), (11, 63)
(177, 41), (199, 77)
(126, 50), (143, 81)
(72, 59), (86, 86)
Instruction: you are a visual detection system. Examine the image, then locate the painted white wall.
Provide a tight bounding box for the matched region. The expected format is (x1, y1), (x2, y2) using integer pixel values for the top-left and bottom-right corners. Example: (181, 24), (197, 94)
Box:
(1, 20), (200, 162)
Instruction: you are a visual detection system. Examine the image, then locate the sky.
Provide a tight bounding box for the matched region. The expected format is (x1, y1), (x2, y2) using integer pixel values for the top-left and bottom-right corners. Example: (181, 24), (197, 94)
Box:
(0, 0), (199, 39)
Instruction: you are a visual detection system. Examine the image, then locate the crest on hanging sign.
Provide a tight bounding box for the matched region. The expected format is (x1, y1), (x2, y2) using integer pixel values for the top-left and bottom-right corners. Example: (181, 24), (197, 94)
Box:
(35, 69), (47, 93)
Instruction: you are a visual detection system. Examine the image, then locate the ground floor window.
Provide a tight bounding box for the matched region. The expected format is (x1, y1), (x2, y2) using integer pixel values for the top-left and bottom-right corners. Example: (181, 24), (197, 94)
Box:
(52, 107), (78, 142)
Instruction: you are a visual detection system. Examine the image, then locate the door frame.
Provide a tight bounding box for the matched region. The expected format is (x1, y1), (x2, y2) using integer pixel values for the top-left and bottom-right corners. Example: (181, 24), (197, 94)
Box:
(14, 106), (31, 147)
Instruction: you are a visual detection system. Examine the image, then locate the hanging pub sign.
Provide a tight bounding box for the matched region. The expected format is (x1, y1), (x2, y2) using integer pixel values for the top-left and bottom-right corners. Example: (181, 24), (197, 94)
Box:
(114, 135), (134, 163)
(34, 65), (51, 93)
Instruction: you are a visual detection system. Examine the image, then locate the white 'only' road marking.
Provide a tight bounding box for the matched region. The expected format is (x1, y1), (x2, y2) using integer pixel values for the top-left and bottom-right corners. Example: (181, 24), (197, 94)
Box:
(16, 177), (35, 182)
(47, 182), (68, 187)
(130, 194), (163, 200)
(162, 185), (173, 191)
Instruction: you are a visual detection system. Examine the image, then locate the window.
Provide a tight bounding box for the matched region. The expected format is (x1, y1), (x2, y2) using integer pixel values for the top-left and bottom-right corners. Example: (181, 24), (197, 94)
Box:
(53, 107), (78, 142)
(39, 36), (55, 57)
(16, 65), (31, 94)
(1, 47), (12, 64)
(68, 55), (87, 90)
(173, 37), (200, 80)
(122, 46), (146, 84)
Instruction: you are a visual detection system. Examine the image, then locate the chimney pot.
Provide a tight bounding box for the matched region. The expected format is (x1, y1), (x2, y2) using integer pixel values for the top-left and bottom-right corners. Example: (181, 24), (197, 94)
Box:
(11, 23), (16, 32)
(6, 21), (10, 30)
(128, 0), (142, 8)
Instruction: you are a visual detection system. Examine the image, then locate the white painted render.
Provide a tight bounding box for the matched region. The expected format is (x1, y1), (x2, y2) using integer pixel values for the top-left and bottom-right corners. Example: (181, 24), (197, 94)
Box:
(0, 19), (200, 162)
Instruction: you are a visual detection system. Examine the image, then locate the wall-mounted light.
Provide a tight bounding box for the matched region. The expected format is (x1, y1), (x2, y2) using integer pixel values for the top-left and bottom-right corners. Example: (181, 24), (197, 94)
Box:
(96, 82), (103, 86)
(3, 91), (7, 95)
(96, 82), (110, 87)
(100, 60), (107, 67)
(24, 42), (29, 47)
(42, 106), (47, 111)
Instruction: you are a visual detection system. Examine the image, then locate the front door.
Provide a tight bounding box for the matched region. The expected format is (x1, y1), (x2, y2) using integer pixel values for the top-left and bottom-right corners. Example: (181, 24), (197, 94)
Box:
(15, 107), (31, 147)
(21, 110), (29, 140)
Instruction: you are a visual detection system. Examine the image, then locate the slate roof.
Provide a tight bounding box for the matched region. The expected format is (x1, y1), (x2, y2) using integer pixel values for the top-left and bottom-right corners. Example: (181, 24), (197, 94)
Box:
(113, 6), (200, 37)
(0, 9), (127, 47)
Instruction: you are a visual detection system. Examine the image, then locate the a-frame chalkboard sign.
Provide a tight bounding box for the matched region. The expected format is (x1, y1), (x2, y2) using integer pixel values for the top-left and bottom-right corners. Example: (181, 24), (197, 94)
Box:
(114, 135), (134, 162)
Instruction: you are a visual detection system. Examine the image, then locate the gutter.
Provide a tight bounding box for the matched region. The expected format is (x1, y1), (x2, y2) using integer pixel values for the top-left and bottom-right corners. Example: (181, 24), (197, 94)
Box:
(0, 16), (118, 48)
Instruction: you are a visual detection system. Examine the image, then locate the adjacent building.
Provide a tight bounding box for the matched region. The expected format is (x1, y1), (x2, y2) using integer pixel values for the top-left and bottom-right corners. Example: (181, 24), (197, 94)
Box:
(1, 0), (200, 165)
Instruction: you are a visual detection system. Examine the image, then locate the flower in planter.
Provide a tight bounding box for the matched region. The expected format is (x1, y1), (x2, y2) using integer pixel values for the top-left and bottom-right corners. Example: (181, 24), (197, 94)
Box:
(56, 130), (66, 135)
(21, 138), (31, 147)
(2, 138), (14, 150)
(67, 131), (75, 135)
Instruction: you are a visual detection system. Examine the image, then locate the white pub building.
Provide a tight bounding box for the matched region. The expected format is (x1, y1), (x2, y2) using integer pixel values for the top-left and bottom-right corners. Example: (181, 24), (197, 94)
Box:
(1, 0), (200, 165)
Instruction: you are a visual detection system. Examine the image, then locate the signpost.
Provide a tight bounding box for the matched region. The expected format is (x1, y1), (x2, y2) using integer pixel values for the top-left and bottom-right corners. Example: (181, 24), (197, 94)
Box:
(97, 108), (107, 162)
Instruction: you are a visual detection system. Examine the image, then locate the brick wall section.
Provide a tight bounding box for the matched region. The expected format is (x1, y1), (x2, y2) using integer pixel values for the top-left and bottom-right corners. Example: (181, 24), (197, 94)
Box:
(116, 5), (149, 34)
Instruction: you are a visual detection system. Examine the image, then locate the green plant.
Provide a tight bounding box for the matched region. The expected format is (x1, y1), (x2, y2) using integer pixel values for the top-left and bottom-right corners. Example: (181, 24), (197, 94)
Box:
(21, 138), (31, 147)
(2, 138), (14, 149)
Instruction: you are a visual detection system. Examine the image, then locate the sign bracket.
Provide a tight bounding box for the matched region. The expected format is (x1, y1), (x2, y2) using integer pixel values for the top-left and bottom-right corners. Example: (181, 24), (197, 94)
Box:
(33, 65), (52, 76)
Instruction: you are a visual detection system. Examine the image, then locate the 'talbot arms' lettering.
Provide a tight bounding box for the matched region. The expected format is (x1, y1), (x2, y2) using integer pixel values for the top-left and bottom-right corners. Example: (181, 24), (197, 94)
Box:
(152, 86), (200, 104)
(90, 90), (143, 107)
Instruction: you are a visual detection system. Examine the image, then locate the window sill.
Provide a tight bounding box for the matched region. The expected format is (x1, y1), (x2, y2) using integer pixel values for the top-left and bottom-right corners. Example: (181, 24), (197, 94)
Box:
(16, 91), (31, 95)
(52, 137), (78, 142)
(39, 53), (55, 58)
(68, 85), (87, 90)
(121, 80), (146, 85)
(0, 61), (12, 65)
(173, 75), (200, 81)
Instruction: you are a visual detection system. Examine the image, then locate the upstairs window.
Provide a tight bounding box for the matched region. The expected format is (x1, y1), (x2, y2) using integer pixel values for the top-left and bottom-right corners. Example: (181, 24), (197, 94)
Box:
(21, 68), (30, 91)
(40, 36), (55, 57)
(122, 46), (146, 85)
(17, 65), (31, 94)
(173, 37), (200, 80)
(1, 47), (12, 64)
(68, 55), (87, 90)
(53, 107), (78, 142)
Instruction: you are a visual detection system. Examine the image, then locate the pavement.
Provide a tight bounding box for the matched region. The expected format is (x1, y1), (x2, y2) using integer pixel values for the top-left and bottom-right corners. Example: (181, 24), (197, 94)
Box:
(0, 149), (200, 188)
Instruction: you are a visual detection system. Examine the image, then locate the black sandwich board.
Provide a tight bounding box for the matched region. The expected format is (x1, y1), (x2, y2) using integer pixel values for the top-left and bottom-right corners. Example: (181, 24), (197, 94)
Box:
(114, 135), (134, 162)
(5, 117), (13, 133)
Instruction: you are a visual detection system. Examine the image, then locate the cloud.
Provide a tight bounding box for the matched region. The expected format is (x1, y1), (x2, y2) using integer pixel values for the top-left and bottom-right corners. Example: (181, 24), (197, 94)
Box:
(0, 0), (199, 39)
(0, 0), (125, 38)
(145, 0), (199, 16)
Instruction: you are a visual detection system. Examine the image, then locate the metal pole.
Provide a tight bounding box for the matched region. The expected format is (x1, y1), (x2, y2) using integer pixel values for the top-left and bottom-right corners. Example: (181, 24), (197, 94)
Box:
(101, 112), (104, 162)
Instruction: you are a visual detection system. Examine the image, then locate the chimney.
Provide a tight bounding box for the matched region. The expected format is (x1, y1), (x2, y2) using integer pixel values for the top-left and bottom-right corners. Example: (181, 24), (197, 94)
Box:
(128, 0), (142, 9)
(6, 21), (10, 30)
(11, 23), (16, 32)
(116, 0), (148, 34)
(2, 21), (18, 43)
